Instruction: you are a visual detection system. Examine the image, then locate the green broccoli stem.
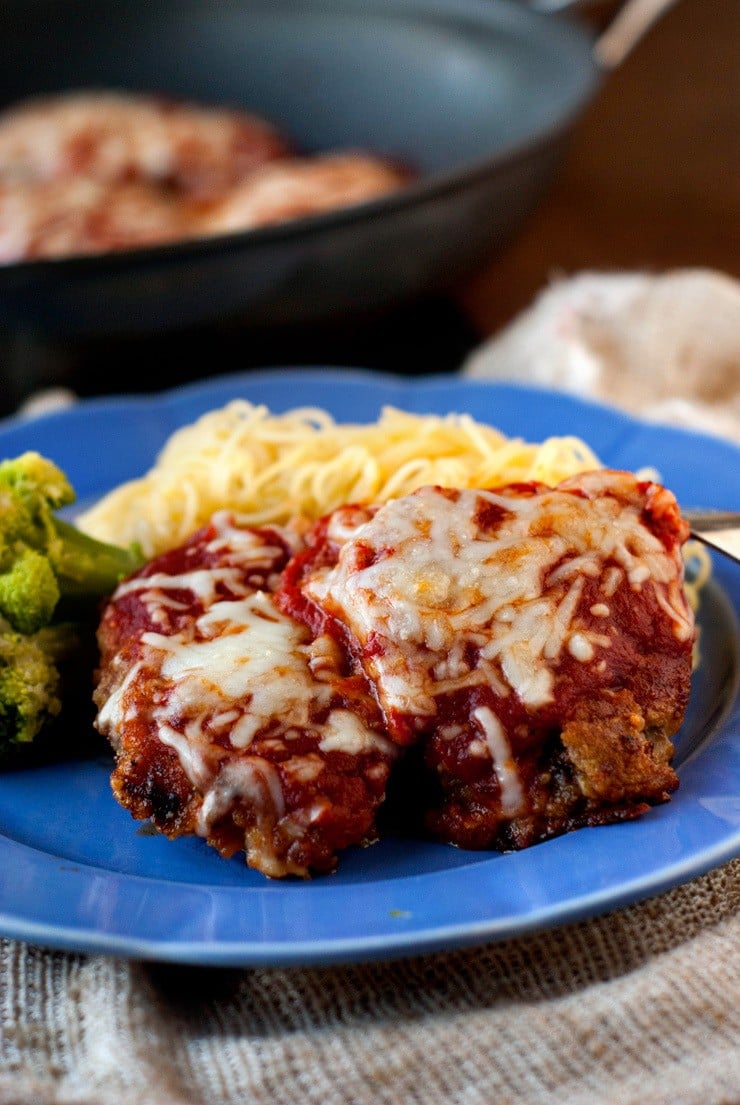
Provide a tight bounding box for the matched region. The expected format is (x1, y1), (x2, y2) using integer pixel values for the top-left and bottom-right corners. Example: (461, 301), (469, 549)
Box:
(0, 452), (147, 753)
(51, 517), (144, 599)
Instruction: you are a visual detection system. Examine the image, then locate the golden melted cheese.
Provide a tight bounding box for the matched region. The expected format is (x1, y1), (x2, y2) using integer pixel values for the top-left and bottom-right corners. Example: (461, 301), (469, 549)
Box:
(306, 471), (692, 721)
(143, 592), (333, 751)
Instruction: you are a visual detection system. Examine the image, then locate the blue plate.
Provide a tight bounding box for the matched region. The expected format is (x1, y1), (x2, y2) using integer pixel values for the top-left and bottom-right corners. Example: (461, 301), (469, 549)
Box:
(0, 369), (738, 966)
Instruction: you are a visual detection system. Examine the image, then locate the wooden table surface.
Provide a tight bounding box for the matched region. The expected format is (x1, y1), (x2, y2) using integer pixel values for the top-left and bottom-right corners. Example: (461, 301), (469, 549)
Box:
(461, 0), (740, 336)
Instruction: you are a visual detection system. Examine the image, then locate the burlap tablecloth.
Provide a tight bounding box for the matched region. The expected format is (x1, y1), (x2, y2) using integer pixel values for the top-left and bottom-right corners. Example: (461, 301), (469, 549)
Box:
(1, 270), (739, 1105)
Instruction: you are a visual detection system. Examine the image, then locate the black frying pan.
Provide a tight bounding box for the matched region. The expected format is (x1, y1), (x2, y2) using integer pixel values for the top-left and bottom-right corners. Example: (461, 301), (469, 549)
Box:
(0, 0), (602, 341)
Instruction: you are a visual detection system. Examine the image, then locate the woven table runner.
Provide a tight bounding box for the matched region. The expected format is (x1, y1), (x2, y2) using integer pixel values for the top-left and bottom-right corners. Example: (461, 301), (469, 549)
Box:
(0, 858), (738, 1105)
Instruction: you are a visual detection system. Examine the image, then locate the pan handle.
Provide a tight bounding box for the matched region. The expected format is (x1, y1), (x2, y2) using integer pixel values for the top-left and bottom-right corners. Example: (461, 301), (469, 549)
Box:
(527, 0), (682, 69)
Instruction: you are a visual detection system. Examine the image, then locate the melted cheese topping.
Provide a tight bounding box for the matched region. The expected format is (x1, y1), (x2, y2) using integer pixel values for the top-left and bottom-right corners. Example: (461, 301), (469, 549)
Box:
(473, 706), (524, 816)
(199, 153), (408, 235)
(138, 584), (391, 801)
(114, 514), (289, 619)
(306, 471), (692, 718)
(143, 592), (331, 751)
(98, 522), (392, 868)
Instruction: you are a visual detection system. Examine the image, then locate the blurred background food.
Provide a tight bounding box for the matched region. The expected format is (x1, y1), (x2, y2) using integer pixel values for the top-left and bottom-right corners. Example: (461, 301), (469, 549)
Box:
(0, 0), (599, 407)
(0, 91), (411, 261)
(0, 0), (736, 414)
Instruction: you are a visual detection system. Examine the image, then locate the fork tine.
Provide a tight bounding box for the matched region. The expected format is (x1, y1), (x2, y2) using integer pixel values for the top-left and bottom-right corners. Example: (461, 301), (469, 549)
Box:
(683, 510), (740, 564)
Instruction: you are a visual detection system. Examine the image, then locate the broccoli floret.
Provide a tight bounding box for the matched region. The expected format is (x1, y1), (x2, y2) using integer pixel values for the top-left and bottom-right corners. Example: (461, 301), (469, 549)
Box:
(0, 451), (143, 633)
(0, 452), (145, 751)
(0, 617), (79, 745)
(0, 548), (60, 634)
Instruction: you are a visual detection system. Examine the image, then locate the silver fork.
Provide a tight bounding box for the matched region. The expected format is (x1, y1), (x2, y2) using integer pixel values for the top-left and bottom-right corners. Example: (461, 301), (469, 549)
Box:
(683, 511), (740, 564)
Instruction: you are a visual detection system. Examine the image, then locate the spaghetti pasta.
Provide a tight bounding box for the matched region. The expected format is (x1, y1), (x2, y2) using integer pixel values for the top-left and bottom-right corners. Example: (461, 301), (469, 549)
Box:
(78, 400), (603, 557)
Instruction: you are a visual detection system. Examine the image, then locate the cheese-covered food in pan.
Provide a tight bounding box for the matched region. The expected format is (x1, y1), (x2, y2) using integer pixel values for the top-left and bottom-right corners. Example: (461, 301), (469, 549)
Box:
(0, 90), (410, 261)
(0, 91), (290, 194)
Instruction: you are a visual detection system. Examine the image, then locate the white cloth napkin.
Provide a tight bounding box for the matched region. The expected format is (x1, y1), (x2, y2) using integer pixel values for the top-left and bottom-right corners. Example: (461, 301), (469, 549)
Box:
(463, 268), (740, 441)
